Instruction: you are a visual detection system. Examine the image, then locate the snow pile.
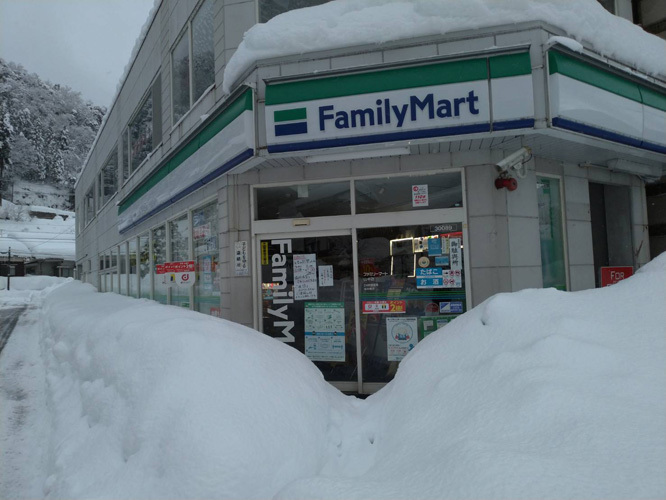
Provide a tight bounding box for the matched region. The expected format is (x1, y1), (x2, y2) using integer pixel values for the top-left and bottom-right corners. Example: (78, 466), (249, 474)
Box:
(223, 0), (666, 92)
(39, 283), (352, 499)
(0, 199), (75, 260)
(282, 255), (666, 499)
(0, 275), (68, 291)
(0, 276), (69, 305)
(3, 254), (664, 499)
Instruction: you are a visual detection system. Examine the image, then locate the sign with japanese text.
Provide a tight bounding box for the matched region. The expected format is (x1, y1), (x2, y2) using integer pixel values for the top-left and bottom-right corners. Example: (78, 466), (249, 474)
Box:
(235, 241), (249, 276)
(412, 184), (429, 207)
(362, 300), (406, 314)
(161, 261), (195, 286)
(416, 268), (462, 289)
(304, 302), (345, 362)
(293, 254), (317, 300)
(449, 237), (462, 270)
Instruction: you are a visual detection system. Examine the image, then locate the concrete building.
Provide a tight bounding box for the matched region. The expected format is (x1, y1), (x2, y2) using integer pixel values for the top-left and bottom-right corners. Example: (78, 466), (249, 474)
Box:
(75, 0), (666, 394)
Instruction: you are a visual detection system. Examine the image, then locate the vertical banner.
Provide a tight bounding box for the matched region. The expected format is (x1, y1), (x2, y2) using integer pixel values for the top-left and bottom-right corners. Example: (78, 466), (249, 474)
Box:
(234, 241), (249, 276)
(450, 238), (462, 270)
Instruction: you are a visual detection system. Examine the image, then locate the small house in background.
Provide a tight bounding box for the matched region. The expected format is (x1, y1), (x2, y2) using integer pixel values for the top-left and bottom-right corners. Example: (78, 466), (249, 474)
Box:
(1, 200), (76, 278)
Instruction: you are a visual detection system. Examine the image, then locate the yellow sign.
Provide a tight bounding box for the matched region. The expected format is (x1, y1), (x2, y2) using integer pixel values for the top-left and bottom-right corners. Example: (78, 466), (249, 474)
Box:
(261, 241), (269, 266)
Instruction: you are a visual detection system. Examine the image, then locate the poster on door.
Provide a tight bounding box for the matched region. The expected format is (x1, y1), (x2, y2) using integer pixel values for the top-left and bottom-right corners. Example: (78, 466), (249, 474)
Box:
(304, 302), (345, 362)
(450, 237), (462, 270)
(293, 254), (318, 300)
(386, 316), (418, 361)
(412, 184), (429, 207)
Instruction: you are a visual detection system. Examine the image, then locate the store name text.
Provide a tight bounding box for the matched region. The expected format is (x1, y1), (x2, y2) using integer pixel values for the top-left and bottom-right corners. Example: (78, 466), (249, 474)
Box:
(318, 91), (480, 131)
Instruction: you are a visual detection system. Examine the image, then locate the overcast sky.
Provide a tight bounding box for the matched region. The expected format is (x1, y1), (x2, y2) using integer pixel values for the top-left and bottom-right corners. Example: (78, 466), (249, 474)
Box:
(0, 0), (155, 108)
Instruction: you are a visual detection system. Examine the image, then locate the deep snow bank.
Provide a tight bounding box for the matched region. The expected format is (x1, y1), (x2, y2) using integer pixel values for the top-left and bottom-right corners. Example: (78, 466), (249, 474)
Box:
(223, 0), (666, 92)
(281, 255), (666, 499)
(33, 254), (666, 499)
(40, 283), (353, 499)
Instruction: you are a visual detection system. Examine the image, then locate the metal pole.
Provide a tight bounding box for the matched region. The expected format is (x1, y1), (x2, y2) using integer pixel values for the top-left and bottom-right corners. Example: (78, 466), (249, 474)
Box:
(7, 246), (10, 291)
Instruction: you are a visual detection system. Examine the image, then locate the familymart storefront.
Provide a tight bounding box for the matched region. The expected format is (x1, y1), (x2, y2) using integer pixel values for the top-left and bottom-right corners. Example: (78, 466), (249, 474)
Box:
(252, 172), (469, 393)
(242, 39), (664, 394)
(106, 30), (664, 395)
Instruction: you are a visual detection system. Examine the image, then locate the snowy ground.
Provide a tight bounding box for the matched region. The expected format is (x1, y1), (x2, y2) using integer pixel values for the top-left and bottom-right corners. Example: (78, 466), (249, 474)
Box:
(0, 256), (665, 499)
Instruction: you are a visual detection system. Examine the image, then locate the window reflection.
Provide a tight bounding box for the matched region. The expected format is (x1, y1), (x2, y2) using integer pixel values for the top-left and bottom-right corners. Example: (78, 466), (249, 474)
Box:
(355, 173), (463, 214)
(358, 224), (466, 383)
(255, 181), (351, 219)
(259, 0), (331, 22)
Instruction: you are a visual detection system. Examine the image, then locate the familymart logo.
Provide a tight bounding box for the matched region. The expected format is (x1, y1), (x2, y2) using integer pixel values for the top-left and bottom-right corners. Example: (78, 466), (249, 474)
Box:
(274, 107), (308, 137)
(272, 87), (484, 141)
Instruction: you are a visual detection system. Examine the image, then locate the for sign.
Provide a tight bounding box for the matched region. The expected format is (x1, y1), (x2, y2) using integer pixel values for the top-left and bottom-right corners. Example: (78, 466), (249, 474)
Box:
(600, 266), (633, 287)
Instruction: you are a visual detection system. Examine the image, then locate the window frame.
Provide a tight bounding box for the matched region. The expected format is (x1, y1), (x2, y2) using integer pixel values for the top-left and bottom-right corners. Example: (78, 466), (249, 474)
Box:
(97, 145), (119, 213)
(536, 173), (570, 291)
(122, 74), (162, 185)
(84, 183), (96, 227)
(170, 0), (215, 128)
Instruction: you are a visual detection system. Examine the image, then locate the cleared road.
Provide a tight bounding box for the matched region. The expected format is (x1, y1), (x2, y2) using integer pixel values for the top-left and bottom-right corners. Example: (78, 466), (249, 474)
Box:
(0, 307), (26, 356)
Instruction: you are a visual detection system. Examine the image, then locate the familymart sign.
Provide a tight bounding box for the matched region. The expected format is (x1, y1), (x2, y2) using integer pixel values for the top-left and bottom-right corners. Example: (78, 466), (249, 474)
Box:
(266, 53), (535, 153)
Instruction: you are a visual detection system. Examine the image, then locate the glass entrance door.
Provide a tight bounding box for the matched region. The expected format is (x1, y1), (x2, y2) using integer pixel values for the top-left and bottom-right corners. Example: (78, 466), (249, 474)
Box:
(258, 233), (358, 390)
(357, 223), (466, 389)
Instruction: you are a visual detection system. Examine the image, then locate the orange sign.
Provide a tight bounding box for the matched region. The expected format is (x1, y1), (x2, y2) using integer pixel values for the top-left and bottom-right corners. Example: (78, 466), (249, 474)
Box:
(362, 300), (406, 314)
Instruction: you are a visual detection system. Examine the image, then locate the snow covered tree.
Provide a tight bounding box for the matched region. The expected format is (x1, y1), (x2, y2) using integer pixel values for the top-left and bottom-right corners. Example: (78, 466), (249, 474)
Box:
(0, 58), (106, 190)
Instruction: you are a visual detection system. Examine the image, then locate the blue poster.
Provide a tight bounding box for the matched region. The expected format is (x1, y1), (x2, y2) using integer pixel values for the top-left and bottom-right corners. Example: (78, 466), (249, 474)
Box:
(416, 268), (443, 289)
(435, 255), (450, 267)
(440, 301), (464, 314)
(428, 237), (442, 256)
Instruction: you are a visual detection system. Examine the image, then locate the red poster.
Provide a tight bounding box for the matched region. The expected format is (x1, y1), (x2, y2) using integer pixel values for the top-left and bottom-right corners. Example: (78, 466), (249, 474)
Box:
(163, 261), (195, 273)
(600, 266), (633, 287)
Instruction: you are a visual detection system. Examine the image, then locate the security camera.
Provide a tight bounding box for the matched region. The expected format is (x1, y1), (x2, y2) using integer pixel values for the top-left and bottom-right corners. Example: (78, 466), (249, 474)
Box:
(496, 147), (532, 175)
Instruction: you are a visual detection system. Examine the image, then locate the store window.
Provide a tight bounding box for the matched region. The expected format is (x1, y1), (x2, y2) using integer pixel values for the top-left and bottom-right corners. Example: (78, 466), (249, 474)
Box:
(129, 239), (138, 298)
(537, 177), (567, 290)
(172, 31), (190, 123)
(84, 185), (95, 225)
(255, 181), (351, 220)
(129, 92), (153, 173)
(139, 234), (150, 299)
(170, 215), (191, 308)
(260, 235), (357, 383)
(98, 148), (118, 210)
(357, 223), (466, 383)
(259, 0), (331, 22)
(98, 255), (106, 292)
(355, 172), (463, 214)
(109, 249), (117, 292)
(123, 77), (161, 180)
(119, 242), (128, 295)
(152, 225), (167, 304)
(193, 202), (220, 316)
(254, 171), (467, 391)
(172, 0), (215, 124)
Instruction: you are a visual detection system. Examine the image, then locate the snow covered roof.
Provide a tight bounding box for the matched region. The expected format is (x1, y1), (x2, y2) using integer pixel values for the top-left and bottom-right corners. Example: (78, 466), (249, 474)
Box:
(223, 0), (666, 93)
(0, 200), (75, 260)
